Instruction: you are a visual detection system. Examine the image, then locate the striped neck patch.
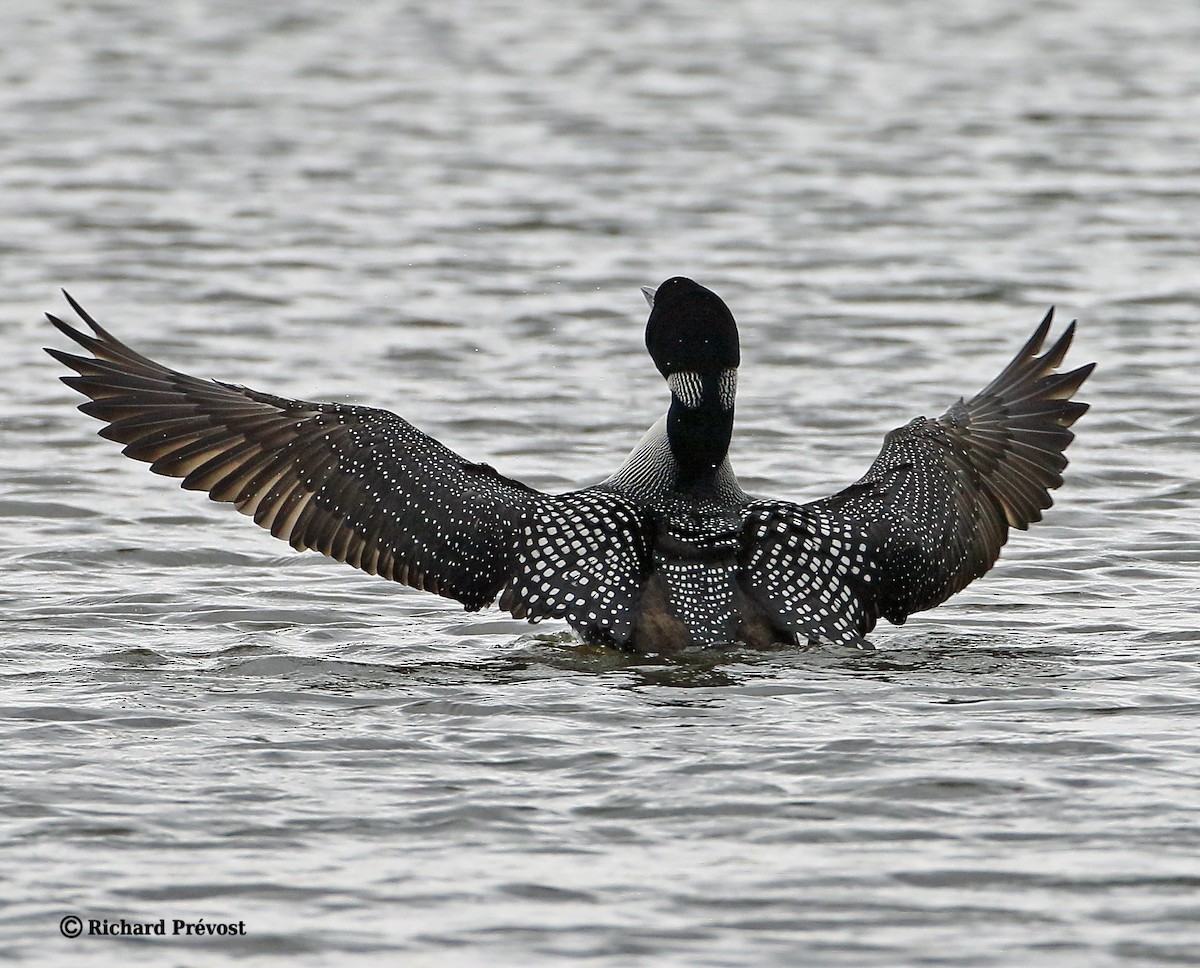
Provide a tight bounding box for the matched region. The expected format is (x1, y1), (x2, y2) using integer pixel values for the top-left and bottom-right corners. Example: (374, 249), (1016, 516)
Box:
(665, 369), (738, 410)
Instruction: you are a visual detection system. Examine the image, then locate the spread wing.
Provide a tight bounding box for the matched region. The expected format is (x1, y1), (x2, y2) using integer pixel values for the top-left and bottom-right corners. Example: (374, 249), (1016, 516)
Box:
(741, 310), (1094, 645)
(46, 294), (650, 640)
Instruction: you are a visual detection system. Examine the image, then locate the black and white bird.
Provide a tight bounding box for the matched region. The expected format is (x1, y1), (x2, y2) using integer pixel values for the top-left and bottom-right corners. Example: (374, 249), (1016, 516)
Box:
(46, 279), (1093, 652)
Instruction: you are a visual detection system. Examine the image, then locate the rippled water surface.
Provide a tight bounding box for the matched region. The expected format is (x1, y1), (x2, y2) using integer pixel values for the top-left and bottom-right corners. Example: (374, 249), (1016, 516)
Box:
(3, 1), (1199, 964)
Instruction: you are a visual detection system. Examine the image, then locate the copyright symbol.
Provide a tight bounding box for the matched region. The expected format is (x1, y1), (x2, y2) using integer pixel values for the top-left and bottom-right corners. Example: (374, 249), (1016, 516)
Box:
(60, 915), (83, 938)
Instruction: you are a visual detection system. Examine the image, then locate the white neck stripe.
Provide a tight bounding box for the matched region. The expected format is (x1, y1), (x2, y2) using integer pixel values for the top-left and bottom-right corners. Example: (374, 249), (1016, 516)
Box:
(667, 371), (703, 408)
(666, 368), (738, 410)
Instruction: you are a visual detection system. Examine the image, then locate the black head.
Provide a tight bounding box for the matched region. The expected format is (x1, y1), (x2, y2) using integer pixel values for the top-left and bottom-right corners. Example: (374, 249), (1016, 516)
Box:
(644, 277), (740, 378)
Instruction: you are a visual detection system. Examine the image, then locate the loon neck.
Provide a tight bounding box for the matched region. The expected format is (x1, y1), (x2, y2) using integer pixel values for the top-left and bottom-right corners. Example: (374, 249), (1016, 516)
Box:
(666, 369), (737, 491)
(602, 413), (749, 506)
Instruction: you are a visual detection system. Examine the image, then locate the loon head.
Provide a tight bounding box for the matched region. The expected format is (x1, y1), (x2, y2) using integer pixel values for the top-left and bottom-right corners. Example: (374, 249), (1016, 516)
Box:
(644, 276), (740, 386)
(642, 277), (740, 488)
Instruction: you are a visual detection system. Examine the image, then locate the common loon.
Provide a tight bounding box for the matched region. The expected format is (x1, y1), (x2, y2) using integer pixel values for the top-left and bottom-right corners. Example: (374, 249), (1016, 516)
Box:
(46, 279), (1093, 652)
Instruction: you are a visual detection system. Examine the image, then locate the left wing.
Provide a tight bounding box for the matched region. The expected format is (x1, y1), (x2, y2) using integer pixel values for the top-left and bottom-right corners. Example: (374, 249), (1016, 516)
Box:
(740, 310), (1094, 644)
(46, 293), (651, 642)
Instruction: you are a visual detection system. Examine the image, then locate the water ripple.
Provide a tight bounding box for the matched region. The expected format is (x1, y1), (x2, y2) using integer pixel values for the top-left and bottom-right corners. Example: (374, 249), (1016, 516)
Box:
(3, 0), (1199, 965)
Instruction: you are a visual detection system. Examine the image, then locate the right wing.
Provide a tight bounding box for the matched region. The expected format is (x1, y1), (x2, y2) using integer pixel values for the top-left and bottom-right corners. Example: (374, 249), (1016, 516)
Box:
(741, 310), (1094, 645)
(46, 294), (650, 642)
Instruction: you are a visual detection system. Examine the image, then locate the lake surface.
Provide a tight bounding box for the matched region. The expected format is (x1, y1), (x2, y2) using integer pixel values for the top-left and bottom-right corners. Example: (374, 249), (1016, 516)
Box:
(2, 0), (1199, 964)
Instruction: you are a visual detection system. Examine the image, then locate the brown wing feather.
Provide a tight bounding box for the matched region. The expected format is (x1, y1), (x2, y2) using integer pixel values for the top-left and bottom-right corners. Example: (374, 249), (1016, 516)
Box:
(46, 294), (542, 610)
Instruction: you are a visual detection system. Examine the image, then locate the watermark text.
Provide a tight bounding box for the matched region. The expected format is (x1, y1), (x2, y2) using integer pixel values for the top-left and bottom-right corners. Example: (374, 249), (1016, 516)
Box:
(60, 916), (246, 939)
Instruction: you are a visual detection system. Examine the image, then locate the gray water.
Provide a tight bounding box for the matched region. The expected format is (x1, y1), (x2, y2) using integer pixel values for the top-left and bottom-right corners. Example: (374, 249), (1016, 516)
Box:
(2, 0), (1199, 964)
